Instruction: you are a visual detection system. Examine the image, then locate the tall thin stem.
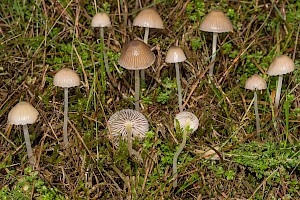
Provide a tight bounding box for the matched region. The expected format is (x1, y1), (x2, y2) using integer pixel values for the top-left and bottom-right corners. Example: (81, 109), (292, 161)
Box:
(209, 32), (218, 77)
(274, 74), (283, 112)
(23, 124), (35, 166)
(254, 90), (261, 132)
(125, 123), (133, 156)
(135, 70), (140, 111)
(175, 63), (183, 112)
(140, 27), (150, 85)
(63, 87), (69, 145)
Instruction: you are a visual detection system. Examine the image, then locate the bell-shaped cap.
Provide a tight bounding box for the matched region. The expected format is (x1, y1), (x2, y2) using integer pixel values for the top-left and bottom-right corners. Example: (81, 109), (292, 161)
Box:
(91, 12), (111, 28)
(200, 10), (233, 33)
(174, 111), (199, 133)
(54, 68), (80, 88)
(267, 55), (295, 76)
(133, 8), (164, 29)
(8, 101), (39, 125)
(165, 46), (187, 63)
(118, 40), (155, 70)
(245, 74), (267, 91)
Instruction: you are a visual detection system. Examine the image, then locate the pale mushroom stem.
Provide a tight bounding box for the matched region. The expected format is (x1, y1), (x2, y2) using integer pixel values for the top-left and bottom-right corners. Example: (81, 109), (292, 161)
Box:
(135, 70), (140, 111)
(209, 32), (218, 77)
(254, 90), (261, 132)
(125, 123), (133, 156)
(63, 87), (69, 145)
(140, 27), (150, 85)
(23, 124), (35, 166)
(175, 63), (183, 112)
(274, 74), (283, 112)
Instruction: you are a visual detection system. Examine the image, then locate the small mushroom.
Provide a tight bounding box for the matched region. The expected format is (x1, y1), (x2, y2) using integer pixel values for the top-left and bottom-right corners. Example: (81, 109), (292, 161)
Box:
(200, 10), (233, 78)
(133, 8), (164, 83)
(245, 74), (267, 132)
(54, 68), (80, 146)
(267, 55), (295, 112)
(108, 109), (149, 161)
(165, 46), (187, 112)
(173, 111), (199, 187)
(8, 101), (39, 166)
(118, 40), (155, 111)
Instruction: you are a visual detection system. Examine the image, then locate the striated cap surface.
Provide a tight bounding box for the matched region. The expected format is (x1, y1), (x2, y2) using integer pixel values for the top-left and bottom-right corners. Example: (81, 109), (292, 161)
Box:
(54, 68), (80, 88)
(200, 10), (233, 33)
(174, 111), (199, 133)
(267, 55), (295, 76)
(91, 12), (111, 28)
(118, 40), (155, 70)
(165, 46), (187, 63)
(245, 74), (267, 91)
(133, 8), (164, 29)
(8, 101), (39, 125)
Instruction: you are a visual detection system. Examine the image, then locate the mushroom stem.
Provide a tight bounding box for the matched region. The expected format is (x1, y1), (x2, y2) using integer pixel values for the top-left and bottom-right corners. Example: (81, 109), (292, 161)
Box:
(254, 90), (261, 132)
(23, 124), (35, 166)
(140, 27), (150, 85)
(274, 74), (283, 112)
(209, 32), (218, 77)
(135, 70), (140, 111)
(125, 123), (133, 156)
(63, 87), (69, 145)
(175, 63), (183, 112)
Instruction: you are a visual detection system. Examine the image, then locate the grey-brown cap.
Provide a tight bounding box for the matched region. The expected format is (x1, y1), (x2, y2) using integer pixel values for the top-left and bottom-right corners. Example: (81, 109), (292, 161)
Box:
(133, 8), (164, 29)
(245, 74), (267, 91)
(200, 10), (233, 33)
(165, 46), (187, 63)
(267, 55), (295, 76)
(118, 40), (155, 70)
(91, 12), (111, 28)
(8, 101), (39, 125)
(108, 109), (149, 140)
(174, 111), (199, 133)
(54, 68), (80, 88)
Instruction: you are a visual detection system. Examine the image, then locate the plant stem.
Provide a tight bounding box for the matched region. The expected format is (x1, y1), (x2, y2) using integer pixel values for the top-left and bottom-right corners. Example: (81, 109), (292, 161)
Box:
(23, 124), (35, 166)
(274, 74), (283, 112)
(63, 87), (69, 145)
(140, 27), (150, 86)
(209, 32), (218, 77)
(135, 70), (140, 111)
(254, 90), (261, 132)
(175, 63), (183, 112)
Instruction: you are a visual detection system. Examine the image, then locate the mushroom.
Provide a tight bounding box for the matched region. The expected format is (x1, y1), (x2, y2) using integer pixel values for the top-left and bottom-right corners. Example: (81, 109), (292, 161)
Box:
(133, 8), (164, 83)
(54, 68), (80, 146)
(267, 55), (295, 112)
(118, 40), (155, 111)
(173, 111), (199, 187)
(108, 109), (149, 160)
(200, 10), (233, 78)
(245, 74), (267, 132)
(92, 12), (114, 85)
(8, 101), (39, 166)
(165, 46), (187, 112)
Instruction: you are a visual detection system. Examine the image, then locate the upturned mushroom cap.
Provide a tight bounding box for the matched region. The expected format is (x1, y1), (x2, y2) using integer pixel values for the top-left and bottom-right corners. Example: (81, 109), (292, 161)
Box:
(91, 12), (112, 28)
(200, 10), (233, 33)
(267, 55), (295, 76)
(245, 74), (267, 91)
(8, 101), (39, 125)
(165, 46), (187, 63)
(54, 68), (80, 88)
(174, 111), (199, 133)
(108, 109), (149, 140)
(118, 40), (155, 70)
(133, 8), (164, 29)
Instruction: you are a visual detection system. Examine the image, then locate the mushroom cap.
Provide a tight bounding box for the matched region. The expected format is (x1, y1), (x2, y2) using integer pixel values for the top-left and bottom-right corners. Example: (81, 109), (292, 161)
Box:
(245, 74), (267, 91)
(165, 46), (187, 63)
(108, 109), (149, 140)
(133, 8), (164, 29)
(200, 10), (233, 33)
(267, 55), (295, 76)
(54, 68), (80, 88)
(8, 101), (39, 125)
(118, 40), (155, 70)
(174, 111), (199, 133)
(91, 12), (111, 28)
